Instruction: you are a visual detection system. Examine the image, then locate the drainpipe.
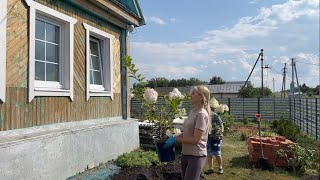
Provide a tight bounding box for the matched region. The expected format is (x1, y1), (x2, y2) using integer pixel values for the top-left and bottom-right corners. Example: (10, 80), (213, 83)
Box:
(120, 29), (128, 119)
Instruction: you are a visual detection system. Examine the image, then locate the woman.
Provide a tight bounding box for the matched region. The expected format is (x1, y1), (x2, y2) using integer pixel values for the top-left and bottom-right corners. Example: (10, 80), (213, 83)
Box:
(165, 85), (211, 180)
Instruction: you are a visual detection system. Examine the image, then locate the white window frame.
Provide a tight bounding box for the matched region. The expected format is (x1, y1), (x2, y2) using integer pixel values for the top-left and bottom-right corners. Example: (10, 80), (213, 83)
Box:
(83, 23), (114, 101)
(34, 16), (64, 89)
(89, 38), (104, 90)
(0, 0), (7, 103)
(25, 0), (77, 102)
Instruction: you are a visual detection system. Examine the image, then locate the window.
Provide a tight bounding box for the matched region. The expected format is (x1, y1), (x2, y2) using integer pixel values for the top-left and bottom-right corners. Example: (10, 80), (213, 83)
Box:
(25, 0), (77, 102)
(0, 0), (7, 102)
(83, 23), (114, 100)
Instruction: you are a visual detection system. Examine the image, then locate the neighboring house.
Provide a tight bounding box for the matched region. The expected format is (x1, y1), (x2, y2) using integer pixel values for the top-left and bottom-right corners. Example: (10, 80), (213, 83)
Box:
(153, 81), (250, 98)
(0, 0), (144, 179)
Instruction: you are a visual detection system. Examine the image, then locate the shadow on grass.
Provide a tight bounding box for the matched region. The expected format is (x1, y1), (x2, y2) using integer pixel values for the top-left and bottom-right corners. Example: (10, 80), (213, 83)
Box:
(230, 155), (252, 169)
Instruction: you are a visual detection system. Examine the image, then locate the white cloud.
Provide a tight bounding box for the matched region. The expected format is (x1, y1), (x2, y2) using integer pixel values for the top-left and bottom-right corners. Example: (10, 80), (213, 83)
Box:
(131, 0), (319, 91)
(169, 18), (177, 22)
(147, 16), (167, 25)
(139, 64), (202, 80)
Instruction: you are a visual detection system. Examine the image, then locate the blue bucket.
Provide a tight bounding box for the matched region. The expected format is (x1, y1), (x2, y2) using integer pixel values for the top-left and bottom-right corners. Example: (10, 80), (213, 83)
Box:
(155, 142), (175, 162)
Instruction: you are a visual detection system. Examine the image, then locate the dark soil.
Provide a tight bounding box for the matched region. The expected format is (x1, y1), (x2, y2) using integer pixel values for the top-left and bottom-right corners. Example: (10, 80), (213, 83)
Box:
(112, 154), (206, 180)
(112, 162), (182, 180)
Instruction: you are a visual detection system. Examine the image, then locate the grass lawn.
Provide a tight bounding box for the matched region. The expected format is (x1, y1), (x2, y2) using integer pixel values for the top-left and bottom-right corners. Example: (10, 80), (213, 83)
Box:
(202, 135), (299, 180)
(201, 122), (319, 180)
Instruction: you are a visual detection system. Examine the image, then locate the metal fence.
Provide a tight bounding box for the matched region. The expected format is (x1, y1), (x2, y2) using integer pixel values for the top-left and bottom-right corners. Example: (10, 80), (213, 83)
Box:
(290, 98), (319, 140)
(131, 97), (319, 140)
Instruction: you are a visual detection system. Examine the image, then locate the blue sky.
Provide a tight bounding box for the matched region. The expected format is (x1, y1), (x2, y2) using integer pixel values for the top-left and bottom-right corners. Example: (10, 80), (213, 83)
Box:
(130, 0), (319, 91)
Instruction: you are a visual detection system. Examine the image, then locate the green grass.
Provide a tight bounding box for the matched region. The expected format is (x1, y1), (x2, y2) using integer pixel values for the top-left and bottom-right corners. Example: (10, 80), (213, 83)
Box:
(202, 135), (300, 180)
(201, 121), (320, 180)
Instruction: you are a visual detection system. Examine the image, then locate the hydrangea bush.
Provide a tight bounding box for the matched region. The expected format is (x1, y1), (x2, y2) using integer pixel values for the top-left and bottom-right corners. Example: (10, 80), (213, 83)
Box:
(124, 55), (186, 141)
(143, 87), (186, 141)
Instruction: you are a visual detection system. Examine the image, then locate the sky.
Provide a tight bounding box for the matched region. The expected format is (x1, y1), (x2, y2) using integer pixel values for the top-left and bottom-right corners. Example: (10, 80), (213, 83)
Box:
(129, 0), (319, 92)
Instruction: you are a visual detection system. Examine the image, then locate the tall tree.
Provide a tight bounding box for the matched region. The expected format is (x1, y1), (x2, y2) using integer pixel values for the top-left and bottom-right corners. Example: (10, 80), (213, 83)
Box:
(209, 76), (225, 85)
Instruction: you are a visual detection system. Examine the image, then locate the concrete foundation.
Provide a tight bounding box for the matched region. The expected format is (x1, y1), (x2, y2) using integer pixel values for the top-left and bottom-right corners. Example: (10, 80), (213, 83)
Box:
(0, 117), (139, 180)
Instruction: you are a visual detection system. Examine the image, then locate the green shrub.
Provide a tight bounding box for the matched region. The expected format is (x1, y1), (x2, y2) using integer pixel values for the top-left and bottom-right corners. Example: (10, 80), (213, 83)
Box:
(271, 119), (278, 129)
(221, 113), (235, 134)
(240, 132), (248, 141)
(276, 118), (300, 142)
(243, 116), (249, 125)
(261, 131), (277, 137)
(277, 144), (316, 174)
(114, 150), (161, 168)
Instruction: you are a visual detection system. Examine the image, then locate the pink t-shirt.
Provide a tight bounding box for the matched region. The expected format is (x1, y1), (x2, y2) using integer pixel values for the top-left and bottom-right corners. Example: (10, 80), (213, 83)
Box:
(182, 108), (209, 156)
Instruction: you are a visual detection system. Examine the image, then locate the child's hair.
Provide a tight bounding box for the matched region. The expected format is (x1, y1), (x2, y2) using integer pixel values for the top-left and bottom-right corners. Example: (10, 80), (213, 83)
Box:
(194, 85), (212, 131)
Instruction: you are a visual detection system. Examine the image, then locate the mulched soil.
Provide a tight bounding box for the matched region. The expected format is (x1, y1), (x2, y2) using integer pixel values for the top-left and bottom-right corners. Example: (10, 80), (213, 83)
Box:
(112, 154), (206, 180)
(112, 162), (182, 180)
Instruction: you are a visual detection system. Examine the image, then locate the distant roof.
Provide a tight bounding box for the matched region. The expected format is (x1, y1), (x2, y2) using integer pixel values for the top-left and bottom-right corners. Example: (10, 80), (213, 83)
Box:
(224, 81), (251, 85)
(204, 84), (243, 93)
(110, 0), (145, 25)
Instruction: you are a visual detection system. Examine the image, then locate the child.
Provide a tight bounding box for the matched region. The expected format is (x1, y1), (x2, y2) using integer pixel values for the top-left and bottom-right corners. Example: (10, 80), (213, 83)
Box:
(205, 111), (224, 174)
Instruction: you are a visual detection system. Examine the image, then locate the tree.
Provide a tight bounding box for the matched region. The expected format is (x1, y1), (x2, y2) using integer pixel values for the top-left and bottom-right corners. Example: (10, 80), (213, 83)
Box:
(299, 83), (310, 93)
(147, 77), (170, 88)
(209, 76), (225, 85)
(187, 77), (204, 86)
(176, 78), (188, 86)
(238, 85), (273, 98)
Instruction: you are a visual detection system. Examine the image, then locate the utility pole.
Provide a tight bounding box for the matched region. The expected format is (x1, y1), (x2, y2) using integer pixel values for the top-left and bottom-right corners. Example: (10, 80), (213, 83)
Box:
(272, 78), (275, 93)
(290, 58), (295, 97)
(282, 63), (287, 98)
(261, 49), (264, 98)
(294, 61), (301, 97)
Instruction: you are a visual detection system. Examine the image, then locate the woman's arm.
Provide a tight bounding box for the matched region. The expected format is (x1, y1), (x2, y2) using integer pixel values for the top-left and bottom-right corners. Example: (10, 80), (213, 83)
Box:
(176, 128), (203, 145)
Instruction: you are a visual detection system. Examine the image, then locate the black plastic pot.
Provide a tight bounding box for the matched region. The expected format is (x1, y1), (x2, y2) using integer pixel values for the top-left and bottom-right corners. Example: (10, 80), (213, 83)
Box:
(155, 142), (175, 162)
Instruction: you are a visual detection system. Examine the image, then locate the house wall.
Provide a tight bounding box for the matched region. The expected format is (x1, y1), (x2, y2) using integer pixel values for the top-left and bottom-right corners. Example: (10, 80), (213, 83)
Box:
(0, 117), (139, 180)
(0, 0), (124, 131)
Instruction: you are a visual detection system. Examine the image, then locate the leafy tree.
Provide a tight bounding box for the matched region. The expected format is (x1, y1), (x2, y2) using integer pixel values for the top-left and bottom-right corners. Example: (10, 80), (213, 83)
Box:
(168, 79), (178, 87)
(147, 77), (170, 88)
(239, 85), (273, 98)
(299, 83), (310, 93)
(187, 77), (204, 86)
(209, 76), (225, 85)
(176, 78), (188, 86)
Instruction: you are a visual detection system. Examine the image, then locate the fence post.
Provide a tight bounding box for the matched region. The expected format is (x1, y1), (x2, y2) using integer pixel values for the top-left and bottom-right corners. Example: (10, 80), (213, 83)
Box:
(306, 98), (308, 135)
(289, 98), (292, 122)
(258, 98), (260, 114)
(299, 98), (302, 130)
(242, 98), (245, 119)
(316, 98), (318, 140)
(228, 98), (231, 115)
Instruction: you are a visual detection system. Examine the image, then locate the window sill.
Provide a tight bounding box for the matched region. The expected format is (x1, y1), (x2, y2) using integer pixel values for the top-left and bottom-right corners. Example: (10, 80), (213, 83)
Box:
(89, 91), (113, 99)
(34, 88), (71, 97)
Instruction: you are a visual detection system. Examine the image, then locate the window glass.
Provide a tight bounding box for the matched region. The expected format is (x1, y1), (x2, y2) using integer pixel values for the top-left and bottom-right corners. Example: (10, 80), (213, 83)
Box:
(35, 19), (60, 83)
(89, 37), (103, 86)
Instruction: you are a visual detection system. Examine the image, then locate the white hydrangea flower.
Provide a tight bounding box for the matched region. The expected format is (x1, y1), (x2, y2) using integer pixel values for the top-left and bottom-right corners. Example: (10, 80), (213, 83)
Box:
(169, 88), (184, 100)
(210, 97), (220, 109)
(221, 104), (229, 112)
(143, 88), (158, 104)
(216, 105), (225, 114)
